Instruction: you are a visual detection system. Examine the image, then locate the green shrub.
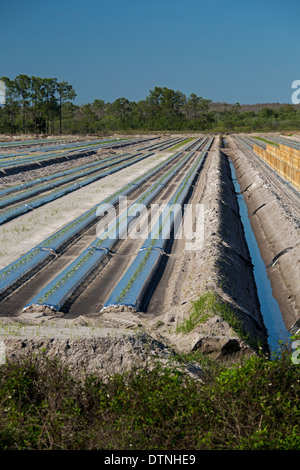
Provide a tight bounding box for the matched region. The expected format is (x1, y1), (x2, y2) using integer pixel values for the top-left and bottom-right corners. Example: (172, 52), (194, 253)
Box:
(0, 347), (298, 450)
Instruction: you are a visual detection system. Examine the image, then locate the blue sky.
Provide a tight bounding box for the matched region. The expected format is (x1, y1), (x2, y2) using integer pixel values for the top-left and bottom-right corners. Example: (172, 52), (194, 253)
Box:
(1, 0), (299, 105)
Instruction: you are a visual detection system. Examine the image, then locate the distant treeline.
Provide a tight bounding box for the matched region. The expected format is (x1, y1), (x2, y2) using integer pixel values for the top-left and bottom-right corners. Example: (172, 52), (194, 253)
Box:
(1, 75), (300, 134)
(0, 75), (76, 135)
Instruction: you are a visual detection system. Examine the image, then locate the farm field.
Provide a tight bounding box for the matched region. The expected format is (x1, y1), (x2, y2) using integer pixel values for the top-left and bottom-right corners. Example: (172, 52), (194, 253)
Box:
(2, 0), (300, 453)
(0, 132), (299, 375)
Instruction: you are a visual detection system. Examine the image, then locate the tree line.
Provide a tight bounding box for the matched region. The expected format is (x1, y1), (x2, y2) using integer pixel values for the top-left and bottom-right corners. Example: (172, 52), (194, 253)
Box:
(0, 75), (76, 134)
(1, 75), (300, 134)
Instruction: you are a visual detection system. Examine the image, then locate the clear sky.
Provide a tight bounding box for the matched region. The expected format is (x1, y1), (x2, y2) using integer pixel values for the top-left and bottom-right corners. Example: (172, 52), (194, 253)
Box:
(1, 0), (299, 105)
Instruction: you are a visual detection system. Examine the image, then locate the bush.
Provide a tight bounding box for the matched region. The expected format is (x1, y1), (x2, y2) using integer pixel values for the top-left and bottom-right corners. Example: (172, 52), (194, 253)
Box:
(0, 348), (299, 450)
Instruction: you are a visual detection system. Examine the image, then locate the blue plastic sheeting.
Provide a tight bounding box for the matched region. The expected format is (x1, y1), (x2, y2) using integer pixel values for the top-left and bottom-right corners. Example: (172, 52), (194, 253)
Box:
(0, 137), (149, 170)
(156, 138), (187, 151)
(0, 248), (52, 296)
(193, 139), (207, 151)
(239, 135), (300, 152)
(181, 137), (201, 152)
(0, 189), (130, 297)
(263, 136), (300, 150)
(0, 138), (69, 152)
(0, 141), (101, 158)
(0, 143), (109, 169)
(0, 137), (155, 160)
(0, 137), (145, 157)
(102, 248), (163, 310)
(236, 137), (253, 150)
(0, 137), (92, 146)
(0, 147), (101, 169)
(24, 147), (199, 311)
(136, 137), (185, 151)
(0, 152), (131, 199)
(23, 248), (108, 311)
(102, 137), (213, 311)
(0, 138), (190, 224)
(0, 152), (29, 159)
(242, 136), (266, 149)
(0, 148), (185, 300)
(0, 139), (116, 160)
(24, 138), (120, 154)
(89, 150), (197, 252)
(0, 152), (154, 225)
(0, 138), (61, 147)
(136, 137), (178, 150)
(0, 152), (141, 208)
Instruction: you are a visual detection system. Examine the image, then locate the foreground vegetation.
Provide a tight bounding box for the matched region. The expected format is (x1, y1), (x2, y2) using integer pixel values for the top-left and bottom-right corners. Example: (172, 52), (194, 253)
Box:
(0, 345), (299, 450)
(1, 75), (300, 134)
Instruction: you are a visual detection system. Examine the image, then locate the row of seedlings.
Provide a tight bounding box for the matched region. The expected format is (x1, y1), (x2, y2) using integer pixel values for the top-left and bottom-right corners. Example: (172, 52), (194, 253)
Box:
(0, 136), (165, 199)
(0, 136), (157, 160)
(23, 146), (205, 312)
(0, 137), (76, 154)
(0, 152), (144, 209)
(102, 137), (213, 312)
(236, 136), (257, 150)
(239, 135), (300, 153)
(0, 137), (198, 221)
(191, 138), (208, 152)
(0, 136), (151, 170)
(181, 137), (203, 152)
(0, 151), (157, 226)
(0, 152), (133, 199)
(136, 136), (182, 151)
(264, 136), (300, 150)
(0, 138), (121, 160)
